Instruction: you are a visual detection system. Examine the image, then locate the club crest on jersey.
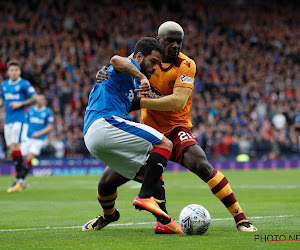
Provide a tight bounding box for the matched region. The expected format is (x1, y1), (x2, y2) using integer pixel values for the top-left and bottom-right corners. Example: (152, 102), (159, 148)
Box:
(180, 74), (193, 84)
(15, 86), (21, 91)
(168, 80), (175, 89)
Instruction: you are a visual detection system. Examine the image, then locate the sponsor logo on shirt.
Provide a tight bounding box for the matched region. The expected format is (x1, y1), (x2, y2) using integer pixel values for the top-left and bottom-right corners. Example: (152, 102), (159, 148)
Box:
(29, 117), (45, 124)
(5, 93), (20, 100)
(180, 74), (193, 84)
(148, 89), (164, 98)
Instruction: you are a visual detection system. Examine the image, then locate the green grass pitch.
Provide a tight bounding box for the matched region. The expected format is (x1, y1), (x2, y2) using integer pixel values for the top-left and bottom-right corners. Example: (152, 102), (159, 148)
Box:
(1, 169), (299, 249)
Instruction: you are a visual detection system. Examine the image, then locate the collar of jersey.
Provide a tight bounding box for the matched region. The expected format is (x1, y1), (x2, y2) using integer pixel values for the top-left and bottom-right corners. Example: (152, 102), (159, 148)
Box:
(8, 77), (22, 85)
(34, 105), (46, 112)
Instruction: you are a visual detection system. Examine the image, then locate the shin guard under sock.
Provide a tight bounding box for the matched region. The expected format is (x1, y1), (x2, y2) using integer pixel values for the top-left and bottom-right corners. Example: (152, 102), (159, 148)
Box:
(205, 169), (247, 225)
(97, 190), (118, 219)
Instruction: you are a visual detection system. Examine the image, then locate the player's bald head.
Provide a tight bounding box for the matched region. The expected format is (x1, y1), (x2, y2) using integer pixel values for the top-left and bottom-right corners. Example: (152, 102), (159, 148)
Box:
(157, 21), (184, 38)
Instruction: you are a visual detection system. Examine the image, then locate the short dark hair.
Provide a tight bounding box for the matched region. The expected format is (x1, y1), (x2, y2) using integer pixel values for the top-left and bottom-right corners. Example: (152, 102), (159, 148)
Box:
(7, 60), (21, 69)
(133, 37), (164, 58)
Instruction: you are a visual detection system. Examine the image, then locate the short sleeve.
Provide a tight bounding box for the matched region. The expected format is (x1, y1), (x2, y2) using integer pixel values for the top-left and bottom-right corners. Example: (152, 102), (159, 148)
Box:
(174, 59), (196, 89)
(23, 80), (36, 97)
(47, 109), (55, 124)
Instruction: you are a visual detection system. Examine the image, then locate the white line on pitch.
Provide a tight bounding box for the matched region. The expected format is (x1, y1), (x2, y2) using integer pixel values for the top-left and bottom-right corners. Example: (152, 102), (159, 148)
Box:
(0, 215), (293, 232)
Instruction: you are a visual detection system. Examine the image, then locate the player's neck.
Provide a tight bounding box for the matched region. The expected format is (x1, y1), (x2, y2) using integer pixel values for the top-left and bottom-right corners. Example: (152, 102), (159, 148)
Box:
(8, 77), (21, 84)
(162, 56), (177, 64)
(35, 105), (46, 110)
(162, 59), (175, 64)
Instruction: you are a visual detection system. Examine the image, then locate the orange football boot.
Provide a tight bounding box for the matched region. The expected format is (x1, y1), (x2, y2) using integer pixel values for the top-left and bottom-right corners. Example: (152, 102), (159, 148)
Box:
(133, 195), (170, 220)
(154, 218), (184, 234)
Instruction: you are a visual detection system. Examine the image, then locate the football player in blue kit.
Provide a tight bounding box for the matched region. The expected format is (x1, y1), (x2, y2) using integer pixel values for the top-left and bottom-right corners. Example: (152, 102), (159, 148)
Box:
(0, 60), (37, 193)
(82, 37), (174, 231)
(21, 94), (55, 186)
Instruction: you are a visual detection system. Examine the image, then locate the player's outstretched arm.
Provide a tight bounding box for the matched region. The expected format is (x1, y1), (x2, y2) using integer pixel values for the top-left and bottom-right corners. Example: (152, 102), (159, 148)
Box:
(140, 86), (192, 111)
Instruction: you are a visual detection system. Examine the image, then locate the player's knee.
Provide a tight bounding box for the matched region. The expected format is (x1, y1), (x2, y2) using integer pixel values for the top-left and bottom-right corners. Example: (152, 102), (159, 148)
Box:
(187, 159), (212, 180)
(98, 172), (113, 193)
(183, 145), (213, 179)
(98, 179), (116, 195)
(10, 143), (20, 152)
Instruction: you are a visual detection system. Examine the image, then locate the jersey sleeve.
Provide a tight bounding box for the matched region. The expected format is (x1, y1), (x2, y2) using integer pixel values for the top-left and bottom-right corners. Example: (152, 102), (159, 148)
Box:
(128, 57), (140, 70)
(108, 57), (140, 83)
(174, 59), (196, 89)
(47, 109), (55, 125)
(23, 80), (36, 98)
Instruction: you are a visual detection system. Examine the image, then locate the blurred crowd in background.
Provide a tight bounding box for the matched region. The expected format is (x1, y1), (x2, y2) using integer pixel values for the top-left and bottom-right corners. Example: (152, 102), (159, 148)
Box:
(0, 0), (299, 161)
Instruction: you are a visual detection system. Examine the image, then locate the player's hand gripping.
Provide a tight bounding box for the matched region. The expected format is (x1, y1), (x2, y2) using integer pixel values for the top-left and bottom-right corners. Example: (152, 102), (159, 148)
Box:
(135, 78), (150, 96)
(96, 66), (109, 83)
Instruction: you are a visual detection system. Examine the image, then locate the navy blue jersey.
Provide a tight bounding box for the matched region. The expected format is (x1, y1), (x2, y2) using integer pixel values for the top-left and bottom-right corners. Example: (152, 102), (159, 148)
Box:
(84, 57), (140, 135)
(0, 77), (36, 124)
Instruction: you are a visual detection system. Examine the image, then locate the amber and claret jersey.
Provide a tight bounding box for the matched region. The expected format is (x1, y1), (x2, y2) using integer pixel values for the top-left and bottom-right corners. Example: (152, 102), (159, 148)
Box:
(141, 52), (196, 136)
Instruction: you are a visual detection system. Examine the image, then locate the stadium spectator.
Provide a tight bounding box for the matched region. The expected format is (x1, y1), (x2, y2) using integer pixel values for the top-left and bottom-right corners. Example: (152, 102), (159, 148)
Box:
(0, 0), (299, 160)
(294, 108), (300, 156)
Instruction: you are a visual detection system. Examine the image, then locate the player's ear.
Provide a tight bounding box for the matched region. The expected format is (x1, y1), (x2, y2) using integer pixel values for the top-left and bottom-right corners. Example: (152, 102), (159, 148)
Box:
(135, 52), (144, 64)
